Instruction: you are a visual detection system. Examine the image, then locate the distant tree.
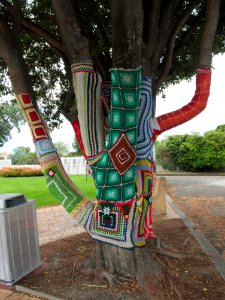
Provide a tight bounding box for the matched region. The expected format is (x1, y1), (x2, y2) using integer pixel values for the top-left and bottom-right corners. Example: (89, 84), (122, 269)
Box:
(157, 126), (225, 171)
(54, 141), (70, 157)
(71, 136), (83, 157)
(0, 102), (24, 147)
(10, 146), (38, 165)
(156, 134), (189, 170)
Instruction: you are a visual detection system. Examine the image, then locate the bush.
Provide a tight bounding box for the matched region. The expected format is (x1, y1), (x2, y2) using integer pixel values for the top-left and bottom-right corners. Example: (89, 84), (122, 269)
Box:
(0, 167), (43, 177)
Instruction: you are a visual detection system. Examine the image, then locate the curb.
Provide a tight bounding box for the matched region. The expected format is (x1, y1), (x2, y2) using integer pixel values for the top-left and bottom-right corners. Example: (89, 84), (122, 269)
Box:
(157, 172), (225, 177)
(16, 285), (64, 300)
(166, 194), (225, 281)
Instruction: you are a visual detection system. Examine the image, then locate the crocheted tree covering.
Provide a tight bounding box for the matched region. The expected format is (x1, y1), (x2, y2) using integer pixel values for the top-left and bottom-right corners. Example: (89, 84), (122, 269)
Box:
(15, 93), (94, 228)
(71, 120), (87, 159)
(14, 64), (211, 250)
(89, 67), (141, 248)
(72, 63), (142, 248)
(135, 78), (156, 244)
(151, 68), (211, 140)
(71, 60), (105, 160)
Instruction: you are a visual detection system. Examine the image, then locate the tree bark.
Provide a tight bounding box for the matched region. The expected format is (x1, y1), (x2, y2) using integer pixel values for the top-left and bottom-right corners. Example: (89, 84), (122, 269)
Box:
(51, 0), (90, 64)
(111, 0), (143, 68)
(198, 0), (220, 68)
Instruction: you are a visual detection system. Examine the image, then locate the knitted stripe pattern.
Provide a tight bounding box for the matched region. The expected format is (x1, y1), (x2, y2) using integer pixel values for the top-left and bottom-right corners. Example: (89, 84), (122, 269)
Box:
(87, 67), (141, 248)
(15, 93), (94, 228)
(72, 60), (105, 158)
(137, 77), (154, 160)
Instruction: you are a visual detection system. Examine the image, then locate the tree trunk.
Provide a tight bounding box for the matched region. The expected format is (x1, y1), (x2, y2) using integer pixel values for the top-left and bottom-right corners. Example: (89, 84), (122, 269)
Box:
(90, 1), (162, 294)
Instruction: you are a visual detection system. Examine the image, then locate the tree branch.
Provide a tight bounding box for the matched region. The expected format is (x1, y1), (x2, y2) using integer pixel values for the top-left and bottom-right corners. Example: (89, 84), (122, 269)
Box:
(0, 0), (66, 56)
(21, 18), (66, 54)
(156, 0), (200, 90)
(0, 17), (36, 102)
(51, 0), (90, 64)
(172, 14), (203, 65)
(198, 0), (220, 67)
(150, 0), (179, 76)
(142, 0), (162, 76)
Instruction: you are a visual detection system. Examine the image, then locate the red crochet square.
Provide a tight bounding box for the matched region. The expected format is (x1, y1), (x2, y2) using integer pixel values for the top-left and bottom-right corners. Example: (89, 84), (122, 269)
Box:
(108, 133), (136, 175)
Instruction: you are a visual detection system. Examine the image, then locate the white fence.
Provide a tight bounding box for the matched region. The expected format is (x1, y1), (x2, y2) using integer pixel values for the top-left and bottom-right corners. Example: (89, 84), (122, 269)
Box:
(0, 159), (11, 168)
(61, 157), (86, 175)
(0, 157), (87, 175)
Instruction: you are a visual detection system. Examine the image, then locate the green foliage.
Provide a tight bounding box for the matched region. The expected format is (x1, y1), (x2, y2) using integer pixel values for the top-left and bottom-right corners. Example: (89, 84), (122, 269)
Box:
(54, 142), (70, 156)
(0, 0), (224, 126)
(156, 126), (225, 172)
(0, 101), (24, 147)
(0, 167), (43, 177)
(9, 146), (39, 165)
(71, 136), (83, 156)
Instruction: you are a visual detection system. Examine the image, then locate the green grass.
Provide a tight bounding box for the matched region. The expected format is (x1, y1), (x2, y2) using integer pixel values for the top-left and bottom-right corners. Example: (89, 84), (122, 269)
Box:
(0, 175), (96, 208)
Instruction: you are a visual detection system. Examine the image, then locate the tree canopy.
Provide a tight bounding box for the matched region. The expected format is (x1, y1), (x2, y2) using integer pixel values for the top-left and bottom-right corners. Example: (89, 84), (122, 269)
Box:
(0, 101), (24, 147)
(156, 125), (225, 171)
(0, 0), (224, 128)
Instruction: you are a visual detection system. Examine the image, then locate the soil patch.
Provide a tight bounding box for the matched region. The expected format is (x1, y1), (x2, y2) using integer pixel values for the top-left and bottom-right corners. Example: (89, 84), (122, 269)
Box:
(19, 219), (225, 299)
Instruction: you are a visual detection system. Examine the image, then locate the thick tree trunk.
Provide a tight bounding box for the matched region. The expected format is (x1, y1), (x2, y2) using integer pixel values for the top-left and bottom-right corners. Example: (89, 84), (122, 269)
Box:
(91, 1), (162, 293)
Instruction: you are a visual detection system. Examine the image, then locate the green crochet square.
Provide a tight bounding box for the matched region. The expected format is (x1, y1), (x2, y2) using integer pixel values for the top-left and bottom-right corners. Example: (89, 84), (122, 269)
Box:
(122, 166), (135, 183)
(122, 183), (135, 200)
(124, 111), (137, 129)
(95, 169), (106, 185)
(106, 169), (121, 185)
(110, 130), (121, 145)
(125, 129), (137, 145)
(111, 109), (123, 129)
(122, 90), (138, 108)
(96, 186), (102, 199)
(98, 152), (109, 168)
(111, 67), (141, 88)
(112, 88), (122, 108)
(103, 186), (121, 201)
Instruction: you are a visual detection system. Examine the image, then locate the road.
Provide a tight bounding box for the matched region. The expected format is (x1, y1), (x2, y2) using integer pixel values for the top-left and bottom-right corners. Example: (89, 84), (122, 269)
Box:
(164, 175), (225, 256)
(165, 175), (225, 198)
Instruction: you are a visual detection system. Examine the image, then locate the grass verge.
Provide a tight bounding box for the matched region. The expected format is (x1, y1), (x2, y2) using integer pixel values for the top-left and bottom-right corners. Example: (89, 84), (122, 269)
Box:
(0, 175), (95, 208)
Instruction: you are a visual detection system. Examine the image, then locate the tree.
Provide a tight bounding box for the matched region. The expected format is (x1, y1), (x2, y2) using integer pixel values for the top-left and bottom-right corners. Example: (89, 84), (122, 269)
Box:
(10, 146), (38, 165)
(71, 136), (83, 157)
(54, 141), (70, 157)
(156, 128), (225, 171)
(0, 101), (24, 147)
(0, 0), (222, 294)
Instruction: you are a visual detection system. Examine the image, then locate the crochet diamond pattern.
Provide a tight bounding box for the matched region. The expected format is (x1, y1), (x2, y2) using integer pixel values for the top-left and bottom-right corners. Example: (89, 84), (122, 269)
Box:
(108, 132), (136, 175)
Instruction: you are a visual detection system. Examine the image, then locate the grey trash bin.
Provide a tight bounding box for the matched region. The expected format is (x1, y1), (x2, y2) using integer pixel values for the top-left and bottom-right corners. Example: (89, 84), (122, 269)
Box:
(0, 194), (41, 285)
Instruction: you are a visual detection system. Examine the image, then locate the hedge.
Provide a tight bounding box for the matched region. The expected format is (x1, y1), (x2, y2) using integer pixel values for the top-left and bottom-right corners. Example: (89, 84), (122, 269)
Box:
(0, 167), (43, 177)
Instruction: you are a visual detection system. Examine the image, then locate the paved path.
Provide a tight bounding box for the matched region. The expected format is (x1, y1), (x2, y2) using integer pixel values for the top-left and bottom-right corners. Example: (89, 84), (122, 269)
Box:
(165, 176), (225, 258)
(37, 206), (84, 245)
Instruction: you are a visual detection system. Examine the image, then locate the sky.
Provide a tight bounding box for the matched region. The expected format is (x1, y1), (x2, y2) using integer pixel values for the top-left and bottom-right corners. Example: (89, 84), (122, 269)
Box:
(0, 54), (224, 154)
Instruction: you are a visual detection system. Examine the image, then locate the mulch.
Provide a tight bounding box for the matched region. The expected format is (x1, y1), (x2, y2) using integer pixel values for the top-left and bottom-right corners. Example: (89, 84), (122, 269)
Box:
(18, 218), (225, 300)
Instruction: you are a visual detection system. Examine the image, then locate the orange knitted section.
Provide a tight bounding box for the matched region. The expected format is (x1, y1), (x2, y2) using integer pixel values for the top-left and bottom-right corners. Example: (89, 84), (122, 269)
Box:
(157, 68), (211, 133)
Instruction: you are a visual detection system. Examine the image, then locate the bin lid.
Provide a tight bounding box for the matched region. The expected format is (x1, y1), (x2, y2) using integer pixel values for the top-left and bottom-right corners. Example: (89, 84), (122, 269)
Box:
(0, 194), (27, 209)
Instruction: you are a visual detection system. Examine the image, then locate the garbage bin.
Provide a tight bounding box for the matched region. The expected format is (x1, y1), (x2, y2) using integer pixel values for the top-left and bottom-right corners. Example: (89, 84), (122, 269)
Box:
(0, 194), (41, 285)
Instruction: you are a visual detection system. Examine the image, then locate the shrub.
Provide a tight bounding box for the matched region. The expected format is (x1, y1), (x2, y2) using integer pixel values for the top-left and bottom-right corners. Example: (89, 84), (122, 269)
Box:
(0, 167), (43, 177)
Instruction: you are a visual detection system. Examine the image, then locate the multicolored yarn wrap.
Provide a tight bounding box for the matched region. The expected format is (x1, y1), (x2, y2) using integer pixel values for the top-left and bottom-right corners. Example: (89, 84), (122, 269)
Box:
(15, 93), (94, 229)
(71, 60), (105, 160)
(88, 67), (142, 248)
(15, 64), (211, 250)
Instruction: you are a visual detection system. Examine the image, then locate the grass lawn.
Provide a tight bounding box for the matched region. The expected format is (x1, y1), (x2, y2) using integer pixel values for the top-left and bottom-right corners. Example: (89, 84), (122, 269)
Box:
(0, 175), (96, 208)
